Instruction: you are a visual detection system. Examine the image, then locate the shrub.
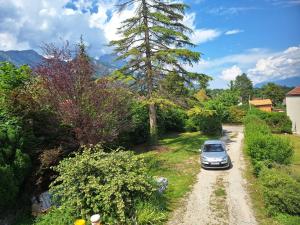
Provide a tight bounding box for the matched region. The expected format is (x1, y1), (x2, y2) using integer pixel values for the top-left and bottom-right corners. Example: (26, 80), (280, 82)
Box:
(227, 106), (246, 123)
(119, 102), (149, 146)
(259, 168), (300, 216)
(187, 107), (222, 135)
(157, 106), (187, 133)
(120, 102), (188, 146)
(198, 114), (222, 135)
(248, 109), (292, 134)
(0, 113), (31, 211)
(50, 145), (156, 224)
(246, 134), (293, 165)
(244, 114), (293, 166)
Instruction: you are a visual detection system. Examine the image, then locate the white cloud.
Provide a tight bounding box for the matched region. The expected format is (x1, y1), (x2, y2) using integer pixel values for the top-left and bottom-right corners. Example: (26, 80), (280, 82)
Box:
(189, 48), (272, 73)
(225, 29), (243, 35)
(0, 32), (29, 50)
(269, 0), (300, 7)
(0, 1), (223, 55)
(221, 65), (242, 81)
(207, 6), (257, 15)
(184, 13), (221, 44)
(0, 0), (117, 56)
(187, 46), (300, 87)
(191, 29), (221, 44)
(248, 46), (300, 83)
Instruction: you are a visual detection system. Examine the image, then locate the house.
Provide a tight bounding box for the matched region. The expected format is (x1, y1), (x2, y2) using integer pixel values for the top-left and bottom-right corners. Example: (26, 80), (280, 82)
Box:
(249, 99), (272, 112)
(286, 86), (300, 135)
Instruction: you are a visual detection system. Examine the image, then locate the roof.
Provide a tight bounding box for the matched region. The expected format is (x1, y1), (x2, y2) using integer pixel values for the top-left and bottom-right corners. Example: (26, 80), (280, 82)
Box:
(286, 86), (300, 96)
(204, 140), (224, 145)
(249, 99), (272, 106)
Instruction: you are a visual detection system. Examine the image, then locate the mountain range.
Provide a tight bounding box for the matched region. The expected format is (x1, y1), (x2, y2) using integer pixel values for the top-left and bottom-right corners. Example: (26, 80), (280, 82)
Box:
(255, 77), (300, 88)
(0, 49), (119, 76)
(1, 49), (299, 87)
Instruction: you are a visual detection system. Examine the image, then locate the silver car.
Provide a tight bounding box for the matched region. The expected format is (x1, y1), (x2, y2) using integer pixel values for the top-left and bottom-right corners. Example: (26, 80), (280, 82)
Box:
(200, 140), (231, 169)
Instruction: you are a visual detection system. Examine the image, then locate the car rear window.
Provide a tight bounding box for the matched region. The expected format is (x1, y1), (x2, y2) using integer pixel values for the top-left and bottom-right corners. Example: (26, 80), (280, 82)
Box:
(203, 144), (224, 152)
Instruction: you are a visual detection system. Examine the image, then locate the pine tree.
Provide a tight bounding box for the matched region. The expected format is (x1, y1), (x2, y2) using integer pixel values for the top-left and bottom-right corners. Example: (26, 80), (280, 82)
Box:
(110, 0), (210, 144)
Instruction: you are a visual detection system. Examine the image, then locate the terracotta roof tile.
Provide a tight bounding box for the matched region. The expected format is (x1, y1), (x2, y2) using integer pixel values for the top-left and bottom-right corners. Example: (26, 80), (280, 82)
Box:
(286, 86), (300, 96)
(249, 99), (272, 106)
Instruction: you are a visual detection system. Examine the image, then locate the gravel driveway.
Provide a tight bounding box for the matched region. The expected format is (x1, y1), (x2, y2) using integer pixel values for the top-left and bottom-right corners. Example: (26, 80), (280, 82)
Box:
(167, 125), (257, 225)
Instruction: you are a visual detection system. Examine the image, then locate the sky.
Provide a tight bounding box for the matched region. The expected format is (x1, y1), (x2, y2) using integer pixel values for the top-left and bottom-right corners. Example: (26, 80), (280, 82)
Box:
(0, 0), (300, 88)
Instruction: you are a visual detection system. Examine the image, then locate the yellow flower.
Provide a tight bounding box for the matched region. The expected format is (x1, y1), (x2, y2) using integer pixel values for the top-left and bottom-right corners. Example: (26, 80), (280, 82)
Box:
(74, 219), (86, 225)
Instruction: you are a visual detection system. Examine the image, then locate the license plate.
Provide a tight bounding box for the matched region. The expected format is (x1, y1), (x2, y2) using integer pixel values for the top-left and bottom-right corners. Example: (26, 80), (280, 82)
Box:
(211, 162), (219, 165)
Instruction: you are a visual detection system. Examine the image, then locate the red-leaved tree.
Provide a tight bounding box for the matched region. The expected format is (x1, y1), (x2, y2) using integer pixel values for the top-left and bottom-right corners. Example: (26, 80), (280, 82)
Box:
(35, 41), (131, 145)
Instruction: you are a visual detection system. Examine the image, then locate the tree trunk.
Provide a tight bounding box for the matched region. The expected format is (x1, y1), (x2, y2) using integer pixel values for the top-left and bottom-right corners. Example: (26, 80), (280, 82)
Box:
(142, 0), (158, 144)
(149, 102), (158, 144)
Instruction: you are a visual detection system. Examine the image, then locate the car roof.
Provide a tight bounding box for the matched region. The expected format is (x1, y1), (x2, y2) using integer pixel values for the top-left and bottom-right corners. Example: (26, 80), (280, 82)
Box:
(203, 140), (224, 145)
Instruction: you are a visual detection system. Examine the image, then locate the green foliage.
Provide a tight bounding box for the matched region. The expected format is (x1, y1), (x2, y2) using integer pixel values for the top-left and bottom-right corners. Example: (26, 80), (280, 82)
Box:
(50, 145), (156, 224)
(227, 106), (246, 123)
(258, 83), (288, 106)
(158, 106), (187, 133)
(34, 207), (75, 225)
(0, 62), (32, 114)
(119, 101), (187, 146)
(244, 114), (293, 167)
(0, 62), (31, 92)
(275, 214), (300, 225)
(246, 134), (293, 165)
(232, 73), (253, 103)
(259, 167), (300, 216)
(135, 195), (167, 225)
(187, 107), (222, 135)
(244, 111), (299, 221)
(248, 108), (292, 133)
(110, 0), (211, 143)
(204, 89), (244, 123)
(121, 101), (150, 145)
(0, 112), (31, 211)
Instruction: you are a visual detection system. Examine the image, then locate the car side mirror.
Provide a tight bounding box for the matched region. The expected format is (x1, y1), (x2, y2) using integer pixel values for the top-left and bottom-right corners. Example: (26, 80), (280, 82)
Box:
(199, 148), (202, 153)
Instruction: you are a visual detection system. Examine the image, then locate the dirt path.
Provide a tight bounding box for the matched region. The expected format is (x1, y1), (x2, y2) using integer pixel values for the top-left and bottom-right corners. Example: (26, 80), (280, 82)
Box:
(167, 125), (257, 225)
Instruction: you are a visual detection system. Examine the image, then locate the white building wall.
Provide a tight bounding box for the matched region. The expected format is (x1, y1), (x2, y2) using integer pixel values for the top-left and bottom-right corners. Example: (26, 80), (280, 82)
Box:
(286, 96), (300, 134)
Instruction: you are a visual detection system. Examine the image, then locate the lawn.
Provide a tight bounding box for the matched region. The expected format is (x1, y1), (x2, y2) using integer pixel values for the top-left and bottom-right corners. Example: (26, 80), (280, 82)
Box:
(141, 132), (214, 210)
(286, 134), (300, 177)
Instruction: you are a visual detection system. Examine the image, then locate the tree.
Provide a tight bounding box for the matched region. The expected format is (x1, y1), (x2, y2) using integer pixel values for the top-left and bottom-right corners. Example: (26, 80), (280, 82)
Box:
(110, 0), (210, 144)
(0, 62), (32, 114)
(260, 83), (287, 106)
(0, 62), (31, 211)
(233, 73), (253, 103)
(36, 41), (131, 145)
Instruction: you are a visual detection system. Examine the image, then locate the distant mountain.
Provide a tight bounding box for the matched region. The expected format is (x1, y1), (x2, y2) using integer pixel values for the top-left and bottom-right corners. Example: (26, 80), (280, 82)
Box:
(98, 53), (126, 69)
(0, 50), (43, 67)
(0, 50), (121, 77)
(255, 76), (300, 88)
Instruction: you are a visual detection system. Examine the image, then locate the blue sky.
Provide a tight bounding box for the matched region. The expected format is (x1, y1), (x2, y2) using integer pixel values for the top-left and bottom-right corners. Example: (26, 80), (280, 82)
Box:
(0, 0), (299, 88)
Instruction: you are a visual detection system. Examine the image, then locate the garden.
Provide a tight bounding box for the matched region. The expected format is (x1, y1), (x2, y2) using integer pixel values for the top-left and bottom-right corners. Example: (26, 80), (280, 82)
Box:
(243, 109), (300, 225)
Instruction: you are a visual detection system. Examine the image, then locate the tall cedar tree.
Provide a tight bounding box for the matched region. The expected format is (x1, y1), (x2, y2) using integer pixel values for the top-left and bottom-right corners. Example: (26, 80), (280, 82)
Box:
(110, 0), (210, 144)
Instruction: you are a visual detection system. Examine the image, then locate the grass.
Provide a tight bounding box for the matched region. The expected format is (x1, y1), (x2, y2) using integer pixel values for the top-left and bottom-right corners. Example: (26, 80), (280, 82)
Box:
(141, 132), (215, 210)
(214, 187), (226, 197)
(284, 134), (300, 177)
